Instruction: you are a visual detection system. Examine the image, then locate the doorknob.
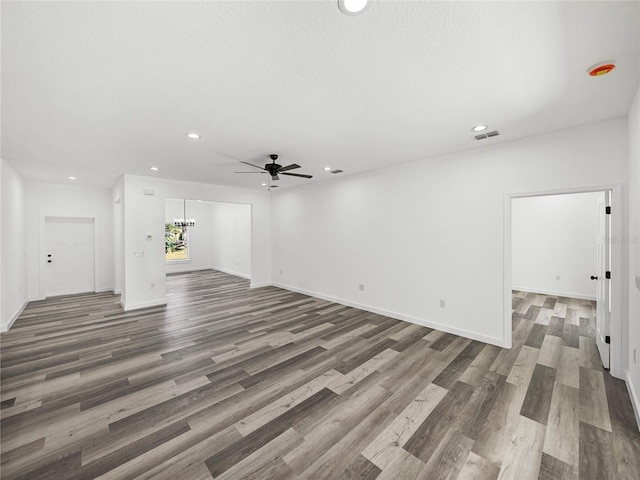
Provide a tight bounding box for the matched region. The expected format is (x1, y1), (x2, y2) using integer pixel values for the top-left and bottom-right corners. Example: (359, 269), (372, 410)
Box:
(590, 275), (598, 280)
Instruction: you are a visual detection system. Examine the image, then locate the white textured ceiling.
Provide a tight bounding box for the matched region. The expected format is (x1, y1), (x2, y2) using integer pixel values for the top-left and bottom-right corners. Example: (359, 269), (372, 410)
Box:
(2, 1), (639, 189)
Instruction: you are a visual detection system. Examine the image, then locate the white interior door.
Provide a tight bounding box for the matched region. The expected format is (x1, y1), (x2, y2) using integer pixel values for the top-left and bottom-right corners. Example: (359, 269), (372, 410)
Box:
(45, 217), (95, 297)
(594, 193), (610, 369)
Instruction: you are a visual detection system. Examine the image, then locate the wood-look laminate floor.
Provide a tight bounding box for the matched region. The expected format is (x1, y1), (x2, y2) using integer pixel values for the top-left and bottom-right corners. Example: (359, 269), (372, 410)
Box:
(1, 270), (639, 480)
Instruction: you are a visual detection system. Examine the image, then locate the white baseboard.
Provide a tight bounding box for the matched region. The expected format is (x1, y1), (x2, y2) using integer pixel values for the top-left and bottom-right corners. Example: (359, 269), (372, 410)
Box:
(165, 265), (252, 280)
(95, 287), (116, 294)
(625, 372), (640, 432)
(212, 266), (251, 280)
(512, 286), (596, 301)
(120, 298), (167, 311)
(29, 289), (117, 300)
(250, 281), (271, 289)
(1, 299), (29, 332)
(166, 265), (214, 274)
(272, 282), (507, 348)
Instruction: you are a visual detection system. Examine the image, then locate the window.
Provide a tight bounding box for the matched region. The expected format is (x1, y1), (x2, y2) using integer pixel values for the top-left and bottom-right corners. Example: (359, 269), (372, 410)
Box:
(165, 223), (188, 261)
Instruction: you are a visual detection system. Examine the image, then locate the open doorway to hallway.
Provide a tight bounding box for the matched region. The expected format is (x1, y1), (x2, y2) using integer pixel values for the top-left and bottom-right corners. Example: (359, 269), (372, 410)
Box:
(510, 191), (610, 369)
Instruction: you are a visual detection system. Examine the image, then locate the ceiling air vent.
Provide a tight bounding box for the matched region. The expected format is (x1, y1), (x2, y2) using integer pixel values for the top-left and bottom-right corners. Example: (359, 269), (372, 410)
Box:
(330, 169), (344, 174)
(474, 130), (499, 141)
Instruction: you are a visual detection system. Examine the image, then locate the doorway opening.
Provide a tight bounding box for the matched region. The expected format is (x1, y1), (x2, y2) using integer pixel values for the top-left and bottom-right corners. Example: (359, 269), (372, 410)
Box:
(164, 198), (252, 280)
(504, 186), (623, 378)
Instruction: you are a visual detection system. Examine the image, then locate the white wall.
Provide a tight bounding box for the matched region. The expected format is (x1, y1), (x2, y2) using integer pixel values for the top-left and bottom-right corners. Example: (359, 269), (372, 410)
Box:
(626, 84), (640, 426)
(25, 182), (115, 300)
(512, 192), (601, 300)
(0, 159), (28, 332)
(123, 177), (166, 309)
(1, 161), (3, 330)
(113, 177), (124, 295)
(271, 117), (628, 347)
(121, 175), (270, 311)
(211, 202), (252, 278)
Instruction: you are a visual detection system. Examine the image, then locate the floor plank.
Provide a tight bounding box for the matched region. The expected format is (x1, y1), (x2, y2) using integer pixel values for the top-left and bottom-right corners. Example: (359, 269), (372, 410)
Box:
(520, 363), (556, 425)
(543, 382), (580, 467)
(579, 422), (618, 480)
(496, 415), (546, 480)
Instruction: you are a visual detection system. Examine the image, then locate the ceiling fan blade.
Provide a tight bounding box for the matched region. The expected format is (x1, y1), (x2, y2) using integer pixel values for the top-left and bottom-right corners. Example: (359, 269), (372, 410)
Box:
(278, 163), (301, 172)
(239, 161), (265, 170)
(281, 172), (313, 179)
(234, 171), (265, 174)
(271, 173), (280, 181)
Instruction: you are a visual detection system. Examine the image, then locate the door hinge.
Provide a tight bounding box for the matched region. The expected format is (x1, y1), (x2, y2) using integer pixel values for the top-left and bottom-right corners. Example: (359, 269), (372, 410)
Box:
(605, 271), (611, 279)
(606, 206), (611, 214)
(605, 336), (611, 344)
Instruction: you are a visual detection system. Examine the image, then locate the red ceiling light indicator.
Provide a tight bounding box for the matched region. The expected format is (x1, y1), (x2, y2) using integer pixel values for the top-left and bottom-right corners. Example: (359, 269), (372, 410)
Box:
(588, 63), (616, 77)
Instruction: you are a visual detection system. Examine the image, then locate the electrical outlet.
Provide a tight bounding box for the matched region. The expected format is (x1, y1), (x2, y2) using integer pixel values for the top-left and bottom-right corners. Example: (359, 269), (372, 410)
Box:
(280, 270), (283, 276)
(555, 274), (560, 280)
(359, 284), (365, 292)
(635, 274), (640, 291)
(634, 348), (637, 364)
(440, 299), (446, 308)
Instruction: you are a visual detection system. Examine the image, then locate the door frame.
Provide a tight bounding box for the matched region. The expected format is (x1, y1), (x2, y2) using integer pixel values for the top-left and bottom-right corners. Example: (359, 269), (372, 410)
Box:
(39, 215), (100, 300)
(503, 184), (623, 379)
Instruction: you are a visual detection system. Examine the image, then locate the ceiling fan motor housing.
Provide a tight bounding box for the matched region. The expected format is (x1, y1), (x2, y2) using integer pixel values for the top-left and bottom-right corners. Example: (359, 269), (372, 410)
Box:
(267, 154), (281, 172)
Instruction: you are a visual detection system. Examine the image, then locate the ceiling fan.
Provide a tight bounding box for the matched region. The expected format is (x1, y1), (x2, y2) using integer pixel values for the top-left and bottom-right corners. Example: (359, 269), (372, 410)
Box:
(235, 154), (313, 181)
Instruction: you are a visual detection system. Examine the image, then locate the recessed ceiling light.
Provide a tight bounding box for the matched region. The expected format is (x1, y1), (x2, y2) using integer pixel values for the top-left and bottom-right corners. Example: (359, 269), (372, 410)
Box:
(149, 166), (159, 171)
(186, 132), (200, 139)
(324, 167), (332, 171)
(338, 0), (370, 16)
(68, 176), (77, 180)
(472, 125), (488, 132)
(261, 183), (267, 186)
